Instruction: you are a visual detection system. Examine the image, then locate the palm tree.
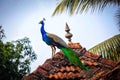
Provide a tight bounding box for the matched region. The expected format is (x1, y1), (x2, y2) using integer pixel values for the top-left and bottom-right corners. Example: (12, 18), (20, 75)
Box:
(116, 8), (120, 28)
(53, 0), (120, 26)
(53, 0), (120, 62)
(53, 0), (120, 14)
(88, 34), (120, 62)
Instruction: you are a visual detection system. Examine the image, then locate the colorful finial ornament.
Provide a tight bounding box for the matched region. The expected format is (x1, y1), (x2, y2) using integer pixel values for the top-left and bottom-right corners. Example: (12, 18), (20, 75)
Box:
(39, 19), (89, 70)
(65, 23), (73, 42)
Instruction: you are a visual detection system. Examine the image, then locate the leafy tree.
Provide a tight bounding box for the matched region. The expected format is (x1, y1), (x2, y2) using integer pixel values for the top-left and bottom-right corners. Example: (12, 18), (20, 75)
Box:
(0, 26), (37, 80)
(0, 26), (5, 40)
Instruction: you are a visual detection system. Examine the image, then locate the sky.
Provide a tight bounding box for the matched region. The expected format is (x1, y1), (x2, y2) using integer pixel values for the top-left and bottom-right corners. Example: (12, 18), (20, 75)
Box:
(0, 0), (119, 72)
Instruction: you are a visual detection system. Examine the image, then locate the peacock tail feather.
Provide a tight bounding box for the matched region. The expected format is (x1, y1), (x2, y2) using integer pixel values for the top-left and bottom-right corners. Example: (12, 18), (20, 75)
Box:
(61, 47), (90, 71)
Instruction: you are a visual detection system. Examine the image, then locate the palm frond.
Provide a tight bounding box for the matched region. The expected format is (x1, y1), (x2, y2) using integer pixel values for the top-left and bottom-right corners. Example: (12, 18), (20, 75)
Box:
(53, 0), (120, 15)
(88, 34), (120, 62)
(115, 8), (120, 28)
(52, 0), (69, 15)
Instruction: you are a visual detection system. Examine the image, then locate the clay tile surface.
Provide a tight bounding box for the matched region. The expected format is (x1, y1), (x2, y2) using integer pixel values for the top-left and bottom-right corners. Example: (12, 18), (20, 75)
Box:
(22, 42), (120, 80)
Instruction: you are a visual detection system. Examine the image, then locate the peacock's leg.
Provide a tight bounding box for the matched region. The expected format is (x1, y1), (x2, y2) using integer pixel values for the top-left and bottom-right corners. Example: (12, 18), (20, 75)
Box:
(51, 46), (54, 58)
(51, 46), (56, 58)
(53, 46), (56, 56)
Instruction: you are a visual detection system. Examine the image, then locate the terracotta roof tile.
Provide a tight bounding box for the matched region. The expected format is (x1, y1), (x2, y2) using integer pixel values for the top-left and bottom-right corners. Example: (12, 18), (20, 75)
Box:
(68, 42), (82, 49)
(84, 51), (102, 60)
(42, 62), (54, 71)
(100, 58), (117, 67)
(22, 42), (120, 80)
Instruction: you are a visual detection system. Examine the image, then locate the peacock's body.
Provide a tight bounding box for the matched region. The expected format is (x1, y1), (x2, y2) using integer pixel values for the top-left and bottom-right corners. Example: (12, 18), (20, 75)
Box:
(39, 19), (89, 70)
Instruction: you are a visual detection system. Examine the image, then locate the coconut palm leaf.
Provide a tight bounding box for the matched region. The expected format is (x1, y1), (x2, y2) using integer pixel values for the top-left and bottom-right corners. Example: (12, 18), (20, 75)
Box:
(115, 8), (120, 28)
(53, 0), (120, 27)
(53, 0), (120, 15)
(88, 34), (120, 62)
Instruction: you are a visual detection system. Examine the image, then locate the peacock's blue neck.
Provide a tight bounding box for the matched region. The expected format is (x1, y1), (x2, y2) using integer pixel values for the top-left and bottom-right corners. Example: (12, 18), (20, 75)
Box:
(40, 22), (46, 35)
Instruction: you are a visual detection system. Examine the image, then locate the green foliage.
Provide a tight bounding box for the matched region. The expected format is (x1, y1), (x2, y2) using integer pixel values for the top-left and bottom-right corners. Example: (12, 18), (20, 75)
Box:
(0, 26), (37, 80)
(0, 26), (5, 40)
(53, 0), (120, 15)
(53, 0), (120, 28)
(88, 34), (120, 62)
(116, 8), (120, 28)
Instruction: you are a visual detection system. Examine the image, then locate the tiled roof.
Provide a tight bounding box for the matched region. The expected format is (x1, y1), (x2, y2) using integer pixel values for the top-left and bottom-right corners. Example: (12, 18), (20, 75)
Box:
(22, 42), (120, 80)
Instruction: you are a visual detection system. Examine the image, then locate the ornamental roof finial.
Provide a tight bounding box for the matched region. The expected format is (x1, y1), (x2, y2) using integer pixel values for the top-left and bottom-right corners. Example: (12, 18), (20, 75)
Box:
(65, 23), (73, 42)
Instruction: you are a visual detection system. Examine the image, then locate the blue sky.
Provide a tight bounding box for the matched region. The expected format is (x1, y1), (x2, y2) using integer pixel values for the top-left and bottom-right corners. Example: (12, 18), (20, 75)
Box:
(0, 0), (119, 72)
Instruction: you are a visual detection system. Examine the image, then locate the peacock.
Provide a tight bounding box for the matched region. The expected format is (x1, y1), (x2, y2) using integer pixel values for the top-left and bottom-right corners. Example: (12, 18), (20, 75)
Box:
(39, 18), (89, 70)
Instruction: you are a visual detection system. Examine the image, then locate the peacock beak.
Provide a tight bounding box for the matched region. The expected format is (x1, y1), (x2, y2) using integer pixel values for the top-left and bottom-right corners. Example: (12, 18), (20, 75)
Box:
(39, 21), (43, 24)
(39, 18), (45, 24)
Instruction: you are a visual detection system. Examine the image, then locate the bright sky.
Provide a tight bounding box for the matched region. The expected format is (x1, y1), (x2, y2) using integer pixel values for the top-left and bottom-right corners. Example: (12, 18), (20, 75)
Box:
(0, 0), (119, 72)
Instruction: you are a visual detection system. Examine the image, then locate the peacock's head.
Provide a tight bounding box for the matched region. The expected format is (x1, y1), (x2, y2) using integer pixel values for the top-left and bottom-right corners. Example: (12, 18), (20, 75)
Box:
(39, 18), (46, 24)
